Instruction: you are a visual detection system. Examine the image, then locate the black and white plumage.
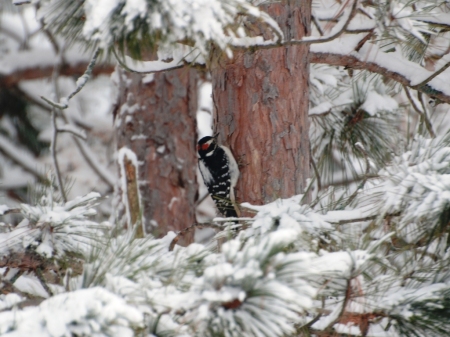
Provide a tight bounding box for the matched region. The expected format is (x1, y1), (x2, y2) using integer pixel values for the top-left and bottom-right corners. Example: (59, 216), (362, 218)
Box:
(197, 135), (239, 218)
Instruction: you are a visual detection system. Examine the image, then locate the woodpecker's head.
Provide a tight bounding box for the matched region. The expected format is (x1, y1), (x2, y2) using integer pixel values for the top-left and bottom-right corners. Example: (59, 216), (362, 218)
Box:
(197, 135), (218, 158)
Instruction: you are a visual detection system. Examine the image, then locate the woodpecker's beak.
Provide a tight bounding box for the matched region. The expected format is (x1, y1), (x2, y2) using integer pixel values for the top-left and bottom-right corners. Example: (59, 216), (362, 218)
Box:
(213, 133), (219, 139)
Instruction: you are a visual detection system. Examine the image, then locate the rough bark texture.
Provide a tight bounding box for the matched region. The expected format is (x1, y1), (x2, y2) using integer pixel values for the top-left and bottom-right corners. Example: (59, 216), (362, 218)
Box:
(115, 67), (198, 243)
(212, 0), (311, 205)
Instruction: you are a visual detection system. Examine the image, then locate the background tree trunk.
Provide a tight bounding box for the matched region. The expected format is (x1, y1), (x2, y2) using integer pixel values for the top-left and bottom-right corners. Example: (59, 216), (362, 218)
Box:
(115, 67), (198, 243)
(212, 0), (311, 206)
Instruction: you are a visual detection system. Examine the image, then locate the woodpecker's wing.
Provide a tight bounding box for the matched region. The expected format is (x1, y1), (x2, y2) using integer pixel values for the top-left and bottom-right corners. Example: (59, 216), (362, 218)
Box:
(220, 145), (239, 192)
(198, 147), (237, 217)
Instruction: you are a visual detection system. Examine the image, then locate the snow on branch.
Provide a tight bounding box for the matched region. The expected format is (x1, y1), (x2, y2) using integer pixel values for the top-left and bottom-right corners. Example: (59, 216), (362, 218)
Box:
(112, 43), (210, 75)
(40, 0), (284, 57)
(0, 192), (109, 259)
(231, 0), (358, 50)
(0, 287), (143, 336)
(310, 35), (450, 104)
(40, 49), (100, 110)
(118, 147), (143, 237)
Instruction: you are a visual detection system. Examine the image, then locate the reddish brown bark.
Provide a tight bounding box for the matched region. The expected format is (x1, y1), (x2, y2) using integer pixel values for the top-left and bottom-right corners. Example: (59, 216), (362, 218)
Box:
(115, 67), (198, 243)
(212, 1), (311, 205)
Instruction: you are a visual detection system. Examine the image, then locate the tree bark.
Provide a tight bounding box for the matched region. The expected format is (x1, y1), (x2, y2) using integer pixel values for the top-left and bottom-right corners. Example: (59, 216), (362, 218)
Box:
(115, 67), (198, 243)
(212, 0), (311, 206)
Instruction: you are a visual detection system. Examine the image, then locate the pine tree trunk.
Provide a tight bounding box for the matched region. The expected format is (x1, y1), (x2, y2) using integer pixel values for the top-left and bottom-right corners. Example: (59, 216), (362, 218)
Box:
(115, 67), (198, 243)
(212, 1), (311, 206)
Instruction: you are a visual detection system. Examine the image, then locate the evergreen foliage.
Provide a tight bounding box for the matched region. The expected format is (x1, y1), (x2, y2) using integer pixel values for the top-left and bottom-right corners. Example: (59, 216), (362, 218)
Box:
(1, 0), (450, 336)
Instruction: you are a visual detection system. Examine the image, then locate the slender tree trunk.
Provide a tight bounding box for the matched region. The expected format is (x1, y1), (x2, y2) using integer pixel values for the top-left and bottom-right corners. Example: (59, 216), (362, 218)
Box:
(212, 1), (311, 206)
(115, 67), (198, 243)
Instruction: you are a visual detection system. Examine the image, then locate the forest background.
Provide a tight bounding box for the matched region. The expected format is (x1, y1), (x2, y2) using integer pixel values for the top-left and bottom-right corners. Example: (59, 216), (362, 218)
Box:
(1, 0), (450, 336)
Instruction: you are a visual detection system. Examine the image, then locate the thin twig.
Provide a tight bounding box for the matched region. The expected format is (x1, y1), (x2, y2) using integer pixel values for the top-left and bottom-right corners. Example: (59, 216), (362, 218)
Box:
(325, 278), (352, 330)
(49, 41), (67, 202)
(57, 125), (87, 140)
(40, 48), (100, 109)
(67, 49), (100, 101)
(0, 208), (21, 216)
(51, 109), (67, 202)
(9, 269), (24, 284)
(300, 297), (325, 330)
(418, 91), (436, 138)
(312, 15), (324, 36)
(232, 0), (358, 49)
(354, 30), (374, 52)
(39, 40), (114, 188)
(310, 147), (322, 191)
(67, 133), (115, 188)
(403, 86), (435, 138)
(40, 95), (68, 109)
(169, 222), (230, 251)
(412, 60), (450, 89)
(35, 267), (54, 297)
(328, 211), (401, 226)
(300, 0), (358, 45)
(330, 215), (377, 225)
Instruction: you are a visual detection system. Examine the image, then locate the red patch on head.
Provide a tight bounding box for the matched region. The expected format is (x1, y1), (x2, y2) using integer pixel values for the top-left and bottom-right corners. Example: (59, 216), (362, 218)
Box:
(200, 143), (210, 151)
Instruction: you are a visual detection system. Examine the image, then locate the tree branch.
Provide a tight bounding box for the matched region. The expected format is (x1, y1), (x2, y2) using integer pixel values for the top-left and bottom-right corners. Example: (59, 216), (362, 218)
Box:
(56, 125), (87, 140)
(41, 49), (100, 109)
(112, 48), (186, 74)
(231, 0), (357, 49)
(411, 60), (450, 89)
(67, 131), (116, 188)
(310, 51), (450, 105)
(0, 62), (115, 88)
(47, 41), (67, 202)
(295, 0), (357, 45)
(35, 46), (115, 189)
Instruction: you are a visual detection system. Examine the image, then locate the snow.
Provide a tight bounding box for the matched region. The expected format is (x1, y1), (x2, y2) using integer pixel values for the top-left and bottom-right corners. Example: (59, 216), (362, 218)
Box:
(14, 274), (50, 298)
(322, 210), (366, 223)
(309, 102), (333, 115)
(361, 91), (398, 116)
(3, 1), (450, 336)
(40, 0), (284, 57)
(82, 0), (121, 44)
(0, 134), (46, 180)
(0, 287), (143, 337)
(334, 323), (362, 335)
(0, 293), (23, 311)
(0, 192), (108, 259)
(311, 34), (450, 98)
(0, 205), (9, 215)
